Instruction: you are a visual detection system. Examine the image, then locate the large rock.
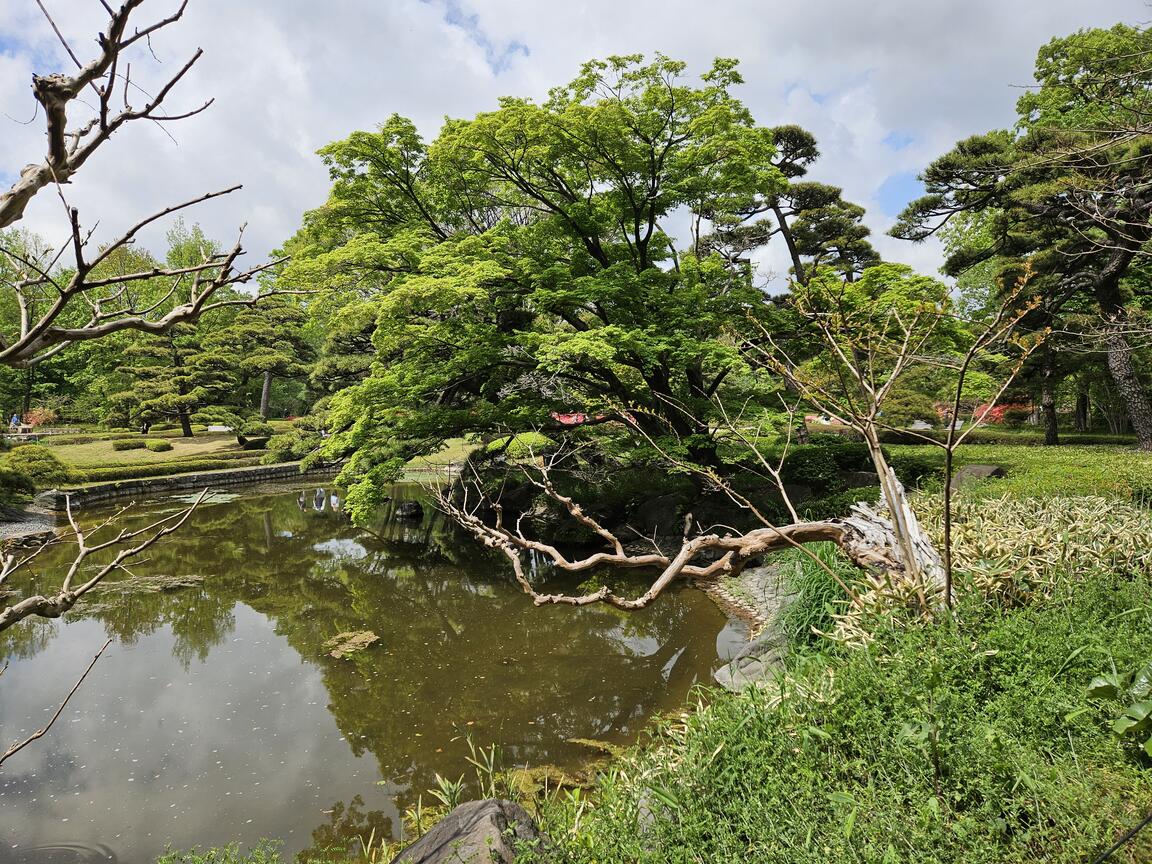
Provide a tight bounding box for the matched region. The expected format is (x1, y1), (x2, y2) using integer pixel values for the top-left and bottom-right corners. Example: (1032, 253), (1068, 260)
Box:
(392, 799), (545, 864)
(949, 464), (1005, 491)
(394, 501), (425, 520)
(713, 629), (789, 692)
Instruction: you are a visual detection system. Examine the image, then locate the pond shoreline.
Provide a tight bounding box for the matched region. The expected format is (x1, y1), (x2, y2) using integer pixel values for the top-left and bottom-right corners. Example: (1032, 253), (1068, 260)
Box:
(33, 461), (340, 512)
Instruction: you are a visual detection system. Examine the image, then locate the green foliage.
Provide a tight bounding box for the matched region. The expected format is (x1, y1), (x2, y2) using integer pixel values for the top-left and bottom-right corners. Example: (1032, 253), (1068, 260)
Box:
(1086, 660), (1152, 759)
(283, 54), (878, 519)
(801, 485), (880, 521)
(156, 841), (288, 864)
(778, 542), (857, 645)
(535, 571), (1152, 863)
(146, 440), (174, 453)
(881, 390), (938, 427)
(894, 443), (1152, 501)
(112, 439), (149, 451)
(240, 420), (275, 440)
(78, 458), (258, 482)
(0, 467), (35, 506)
(0, 444), (76, 488)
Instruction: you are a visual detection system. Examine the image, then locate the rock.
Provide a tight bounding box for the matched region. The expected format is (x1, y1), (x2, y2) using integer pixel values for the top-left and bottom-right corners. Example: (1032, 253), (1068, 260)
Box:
(841, 470), (880, 489)
(713, 629), (789, 692)
(949, 464), (1005, 491)
(909, 419), (934, 431)
(394, 501), (424, 520)
(392, 799), (545, 864)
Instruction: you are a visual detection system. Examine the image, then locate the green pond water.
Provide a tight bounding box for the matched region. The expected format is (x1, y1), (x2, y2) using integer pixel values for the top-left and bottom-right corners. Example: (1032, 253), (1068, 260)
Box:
(0, 483), (743, 864)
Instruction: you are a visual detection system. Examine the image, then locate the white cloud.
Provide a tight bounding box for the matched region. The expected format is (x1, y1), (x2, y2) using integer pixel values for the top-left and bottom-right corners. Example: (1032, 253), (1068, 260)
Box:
(0, 0), (1142, 278)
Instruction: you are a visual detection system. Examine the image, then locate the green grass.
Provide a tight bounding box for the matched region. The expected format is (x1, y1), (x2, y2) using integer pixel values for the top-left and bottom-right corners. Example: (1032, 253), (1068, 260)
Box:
(891, 443), (1152, 502)
(45, 433), (240, 467)
(534, 569), (1152, 863)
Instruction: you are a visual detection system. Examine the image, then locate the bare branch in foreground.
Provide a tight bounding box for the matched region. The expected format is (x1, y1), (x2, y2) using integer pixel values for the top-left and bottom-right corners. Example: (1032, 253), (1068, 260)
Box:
(0, 638), (112, 769)
(0, 489), (208, 633)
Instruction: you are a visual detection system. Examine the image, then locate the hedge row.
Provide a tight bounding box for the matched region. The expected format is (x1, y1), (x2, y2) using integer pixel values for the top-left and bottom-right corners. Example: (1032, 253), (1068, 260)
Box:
(112, 439), (149, 451)
(78, 457), (262, 482)
(815, 426), (1136, 447)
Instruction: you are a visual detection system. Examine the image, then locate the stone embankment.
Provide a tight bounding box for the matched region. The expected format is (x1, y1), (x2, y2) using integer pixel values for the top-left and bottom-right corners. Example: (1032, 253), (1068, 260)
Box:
(34, 462), (339, 512)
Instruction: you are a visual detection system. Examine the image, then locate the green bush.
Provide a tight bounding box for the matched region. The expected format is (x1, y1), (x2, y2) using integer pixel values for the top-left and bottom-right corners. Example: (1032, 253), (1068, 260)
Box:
(112, 439), (149, 451)
(881, 390), (938, 427)
(780, 446), (840, 494)
(536, 570), (1152, 863)
(0, 467), (36, 506)
(801, 485), (880, 521)
(0, 444), (76, 488)
(886, 449), (944, 486)
(146, 440), (174, 452)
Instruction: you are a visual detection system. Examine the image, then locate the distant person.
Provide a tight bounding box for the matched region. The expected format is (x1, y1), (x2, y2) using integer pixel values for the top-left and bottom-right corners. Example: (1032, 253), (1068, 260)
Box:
(9, 414), (19, 429)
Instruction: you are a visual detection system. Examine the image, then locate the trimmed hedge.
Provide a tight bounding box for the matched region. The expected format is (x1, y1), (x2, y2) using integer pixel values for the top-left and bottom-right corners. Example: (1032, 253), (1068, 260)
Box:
(0, 444), (77, 488)
(146, 440), (174, 453)
(112, 439), (149, 451)
(79, 457), (262, 482)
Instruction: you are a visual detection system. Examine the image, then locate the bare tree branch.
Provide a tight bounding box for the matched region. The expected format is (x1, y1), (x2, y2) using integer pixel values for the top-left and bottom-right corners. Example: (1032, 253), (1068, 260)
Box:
(0, 638), (112, 769)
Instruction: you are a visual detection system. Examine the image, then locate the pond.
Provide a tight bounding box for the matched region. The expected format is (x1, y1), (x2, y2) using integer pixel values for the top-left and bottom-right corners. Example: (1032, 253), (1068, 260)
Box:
(0, 483), (743, 864)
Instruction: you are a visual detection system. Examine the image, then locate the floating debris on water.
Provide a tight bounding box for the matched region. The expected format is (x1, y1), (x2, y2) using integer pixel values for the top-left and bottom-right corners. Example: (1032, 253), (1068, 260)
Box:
(323, 630), (380, 659)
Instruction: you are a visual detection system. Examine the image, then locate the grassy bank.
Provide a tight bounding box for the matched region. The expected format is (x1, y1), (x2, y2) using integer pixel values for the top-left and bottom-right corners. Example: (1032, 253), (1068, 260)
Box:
(532, 568), (1152, 863)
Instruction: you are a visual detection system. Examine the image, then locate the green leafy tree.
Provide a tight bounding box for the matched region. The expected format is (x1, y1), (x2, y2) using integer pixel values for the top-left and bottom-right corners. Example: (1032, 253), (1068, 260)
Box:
(894, 24), (1152, 448)
(207, 301), (315, 418)
(284, 55), (872, 516)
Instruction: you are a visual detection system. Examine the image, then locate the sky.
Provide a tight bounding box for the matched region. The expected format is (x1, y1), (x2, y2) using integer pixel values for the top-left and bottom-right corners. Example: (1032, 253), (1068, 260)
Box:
(0, 0), (1147, 286)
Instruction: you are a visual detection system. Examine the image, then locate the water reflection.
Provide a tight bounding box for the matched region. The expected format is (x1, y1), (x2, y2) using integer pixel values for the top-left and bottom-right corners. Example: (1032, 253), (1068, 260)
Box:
(0, 484), (733, 863)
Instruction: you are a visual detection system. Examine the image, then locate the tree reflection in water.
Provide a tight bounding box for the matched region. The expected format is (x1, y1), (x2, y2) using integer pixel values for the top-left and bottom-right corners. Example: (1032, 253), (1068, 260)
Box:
(0, 483), (732, 863)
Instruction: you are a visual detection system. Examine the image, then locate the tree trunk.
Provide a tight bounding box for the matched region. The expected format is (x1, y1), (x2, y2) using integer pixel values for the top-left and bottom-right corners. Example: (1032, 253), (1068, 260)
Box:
(1104, 323), (1152, 449)
(1074, 391), (1089, 433)
(259, 370), (273, 419)
(21, 366), (34, 416)
(1041, 349), (1059, 446)
(179, 411), (193, 438)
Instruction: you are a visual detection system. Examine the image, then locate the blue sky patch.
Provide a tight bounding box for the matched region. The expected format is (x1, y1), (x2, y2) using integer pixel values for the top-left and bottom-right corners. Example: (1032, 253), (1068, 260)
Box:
(882, 131), (914, 151)
(428, 0), (529, 75)
(876, 171), (924, 218)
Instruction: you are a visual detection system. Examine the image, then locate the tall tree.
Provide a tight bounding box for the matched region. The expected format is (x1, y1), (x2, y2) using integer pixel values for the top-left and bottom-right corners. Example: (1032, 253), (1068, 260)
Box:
(285, 55), (874, 515)
(893, 24), (1152, 448)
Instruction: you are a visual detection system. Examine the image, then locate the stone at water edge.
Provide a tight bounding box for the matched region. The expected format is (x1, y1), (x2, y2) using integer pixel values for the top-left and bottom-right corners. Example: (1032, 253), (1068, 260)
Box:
(395, 501), (424, 520)
(713, 630), (789, 693)
(391, 799), (546, 864)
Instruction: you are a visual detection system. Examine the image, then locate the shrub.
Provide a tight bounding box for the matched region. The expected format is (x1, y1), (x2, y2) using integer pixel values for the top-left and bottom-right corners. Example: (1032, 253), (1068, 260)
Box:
(801, 485), (880, 521)
(881, 390), (938, 427)
(146, 440), (174, 452)
(885, 449), (944, 486)
(780, 445), (840, 494)
(22, 407), (58, 427)
(240, 420), (275, 440)
(0, 468), (36, 507)
(0, 445), (76, 488)
(79, 458), (260, 482)
(112, 439), (149, 451)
